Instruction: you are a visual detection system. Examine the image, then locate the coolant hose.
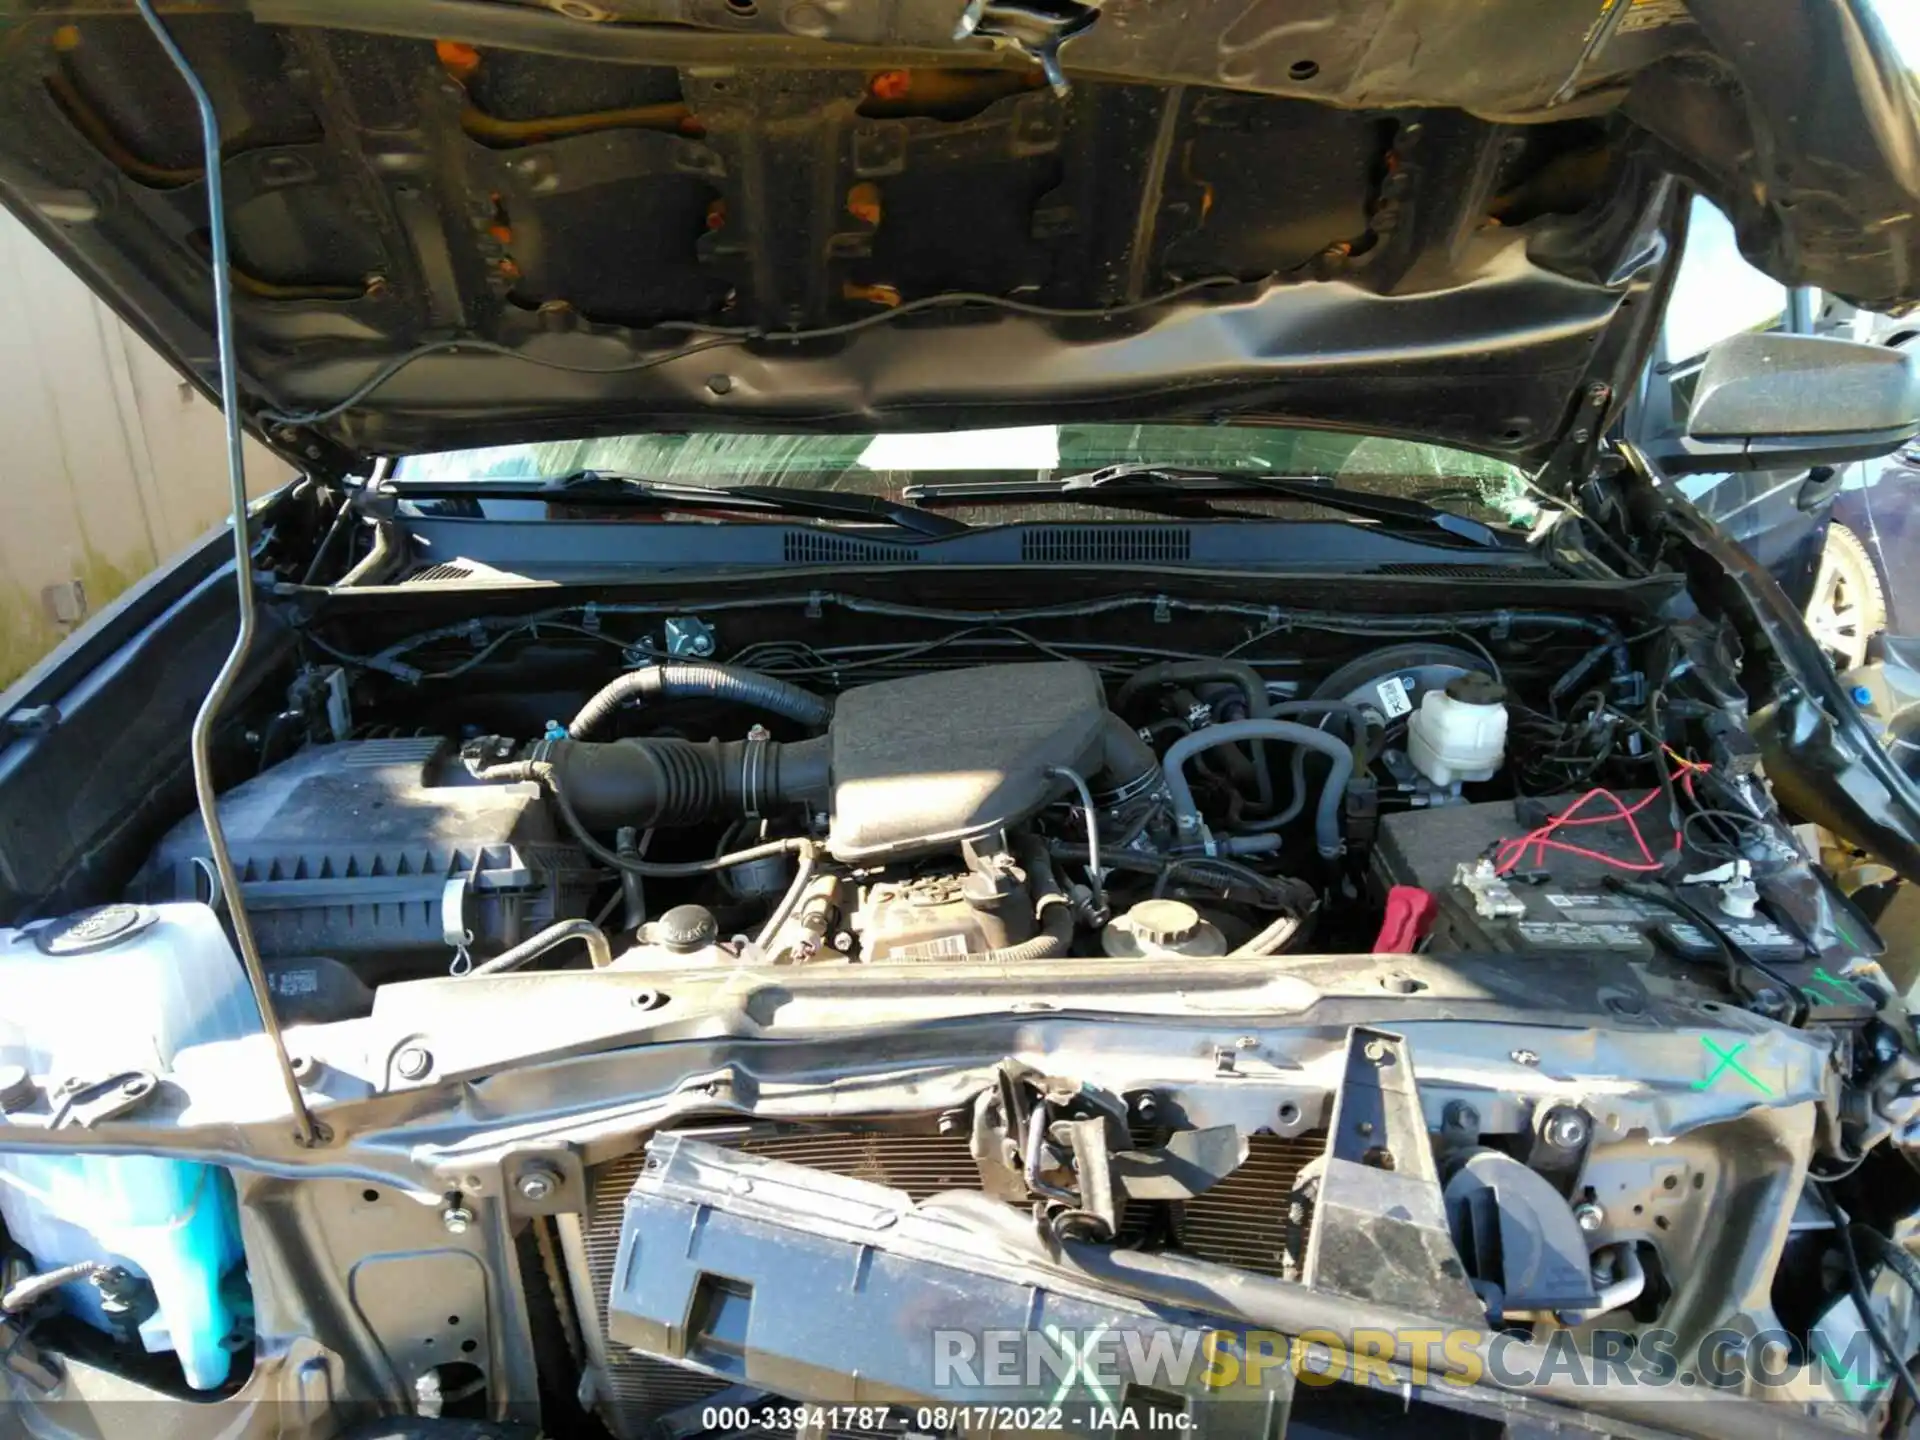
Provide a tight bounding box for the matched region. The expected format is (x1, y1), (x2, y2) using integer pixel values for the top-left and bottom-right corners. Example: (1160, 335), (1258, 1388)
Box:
(1238, 700), (1371, 833)
(568, 662), (832, 739)
(1163, 719), (1353, 858)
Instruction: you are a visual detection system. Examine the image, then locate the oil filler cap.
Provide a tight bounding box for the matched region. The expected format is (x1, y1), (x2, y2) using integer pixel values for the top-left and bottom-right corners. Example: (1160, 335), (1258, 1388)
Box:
(658, 904), (719, 954)
(33, 904), (156, 956)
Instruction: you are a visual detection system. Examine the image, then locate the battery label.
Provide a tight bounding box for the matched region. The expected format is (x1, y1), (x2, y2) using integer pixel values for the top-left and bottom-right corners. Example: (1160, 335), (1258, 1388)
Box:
(1515, 920), (1646, 950)
(1543, 892), (1643, 924)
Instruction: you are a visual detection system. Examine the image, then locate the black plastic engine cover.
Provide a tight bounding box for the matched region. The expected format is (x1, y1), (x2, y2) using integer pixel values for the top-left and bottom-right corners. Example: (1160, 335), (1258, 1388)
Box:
(826, 661), (1107, 861)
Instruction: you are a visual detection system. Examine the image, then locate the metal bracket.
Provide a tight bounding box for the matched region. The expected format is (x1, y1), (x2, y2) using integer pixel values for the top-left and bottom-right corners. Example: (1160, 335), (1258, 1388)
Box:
(502, 1148), (587, 1216)
(954, 0), (1099, 93)
(1301, 1027), (1483, 1320)
(975, 1062), (1249, 1239)
(47, 1070), (160, 1130)
(663, 615), (716, 657)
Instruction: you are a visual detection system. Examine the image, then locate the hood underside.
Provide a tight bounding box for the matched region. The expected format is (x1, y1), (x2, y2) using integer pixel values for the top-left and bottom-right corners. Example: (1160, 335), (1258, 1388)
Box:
(1, 0), (1917, 472)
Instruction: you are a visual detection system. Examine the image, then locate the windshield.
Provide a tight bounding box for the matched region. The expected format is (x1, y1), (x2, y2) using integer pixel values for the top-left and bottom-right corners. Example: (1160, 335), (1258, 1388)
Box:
(394, 424), (1537, 525)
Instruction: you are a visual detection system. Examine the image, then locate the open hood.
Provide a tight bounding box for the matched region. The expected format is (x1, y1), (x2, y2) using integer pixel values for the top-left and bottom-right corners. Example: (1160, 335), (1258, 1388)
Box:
(2, 0), (1917, 474)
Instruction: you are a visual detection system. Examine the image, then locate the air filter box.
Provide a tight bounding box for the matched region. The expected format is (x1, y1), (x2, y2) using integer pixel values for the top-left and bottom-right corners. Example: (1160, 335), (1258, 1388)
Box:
(134, 738), (594, 978)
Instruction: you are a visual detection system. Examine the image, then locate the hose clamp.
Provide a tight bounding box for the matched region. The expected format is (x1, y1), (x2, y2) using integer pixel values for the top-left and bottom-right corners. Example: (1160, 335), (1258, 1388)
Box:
(739, 724), (772, 818)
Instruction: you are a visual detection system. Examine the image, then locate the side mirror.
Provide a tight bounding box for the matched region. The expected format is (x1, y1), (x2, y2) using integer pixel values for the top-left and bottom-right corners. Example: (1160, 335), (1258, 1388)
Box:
(1666, 332), (1920, 473)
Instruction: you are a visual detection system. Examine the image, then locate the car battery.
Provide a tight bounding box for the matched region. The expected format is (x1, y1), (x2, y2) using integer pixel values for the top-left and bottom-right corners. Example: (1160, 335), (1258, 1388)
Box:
(1369, 794), (1877, 1022)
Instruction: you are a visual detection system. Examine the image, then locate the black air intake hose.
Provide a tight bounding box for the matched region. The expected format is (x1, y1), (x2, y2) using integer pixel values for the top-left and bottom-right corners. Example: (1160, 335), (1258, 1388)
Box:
(471, 707), (1150, 853)
(567, 663), (832, 739)
(1098, 714), (1159, 798)
(527, 735), (833, 830)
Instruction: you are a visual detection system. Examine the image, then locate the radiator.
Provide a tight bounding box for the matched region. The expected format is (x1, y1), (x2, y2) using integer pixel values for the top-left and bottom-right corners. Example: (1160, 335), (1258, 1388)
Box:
(573, 1128), (1324, 1436)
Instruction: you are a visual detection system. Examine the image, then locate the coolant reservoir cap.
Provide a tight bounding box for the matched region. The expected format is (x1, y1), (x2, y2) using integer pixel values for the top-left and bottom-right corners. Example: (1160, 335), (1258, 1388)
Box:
(657, 904), (719, 954)
(33, 904), (156, 956)
(1102, 900), (1228, 959)
(1443, 671), (1507, 707)
(1128, 899), (1204, 946)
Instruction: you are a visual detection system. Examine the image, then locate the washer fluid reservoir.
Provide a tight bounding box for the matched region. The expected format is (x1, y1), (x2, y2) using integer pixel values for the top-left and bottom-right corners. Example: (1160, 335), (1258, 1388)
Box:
(0, 903), (260, 1389)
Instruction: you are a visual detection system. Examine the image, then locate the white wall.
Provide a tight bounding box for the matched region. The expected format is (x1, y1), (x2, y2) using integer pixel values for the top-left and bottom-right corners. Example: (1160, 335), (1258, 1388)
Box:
(0, 209), (293, 686)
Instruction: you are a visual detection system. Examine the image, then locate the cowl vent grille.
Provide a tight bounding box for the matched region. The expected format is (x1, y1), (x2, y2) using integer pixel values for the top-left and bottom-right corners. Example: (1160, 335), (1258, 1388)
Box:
(782, 531), (919, 565)
(1021, 526), (1192, 563)
(1373, 561), (1561, 579)
(405, 562), (475, 584)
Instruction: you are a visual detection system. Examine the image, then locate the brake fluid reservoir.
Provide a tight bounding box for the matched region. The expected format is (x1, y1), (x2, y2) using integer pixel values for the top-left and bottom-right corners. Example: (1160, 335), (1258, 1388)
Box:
(0, 904), (259, 1389)
(1407, 672), (1508, 786)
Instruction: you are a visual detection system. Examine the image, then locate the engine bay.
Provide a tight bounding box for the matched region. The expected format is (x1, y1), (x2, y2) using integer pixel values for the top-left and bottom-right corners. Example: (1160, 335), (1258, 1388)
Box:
(7, 577), (1920, 1438)
(131, 588), (1837, 991)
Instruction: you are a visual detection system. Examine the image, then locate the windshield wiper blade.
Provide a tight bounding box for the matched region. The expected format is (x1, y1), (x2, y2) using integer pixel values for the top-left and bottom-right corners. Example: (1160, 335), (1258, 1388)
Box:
(551, 471), (973, 537)
(393, 470), (970, 538)
(901, 463), (1519, 549)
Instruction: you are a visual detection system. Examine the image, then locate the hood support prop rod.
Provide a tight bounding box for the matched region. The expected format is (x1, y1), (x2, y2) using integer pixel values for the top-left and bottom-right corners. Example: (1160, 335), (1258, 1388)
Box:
(136, 0), (320, 1147)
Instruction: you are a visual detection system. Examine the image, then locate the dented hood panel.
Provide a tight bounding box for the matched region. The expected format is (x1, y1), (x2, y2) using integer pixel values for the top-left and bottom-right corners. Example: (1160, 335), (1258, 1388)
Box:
(0, 0), (1916, 470)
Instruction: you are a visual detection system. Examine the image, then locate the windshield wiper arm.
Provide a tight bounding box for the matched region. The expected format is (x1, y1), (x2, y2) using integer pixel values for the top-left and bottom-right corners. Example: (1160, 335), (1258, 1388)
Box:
(901, 463), (1519, 548)
(392, 470), (970, 538)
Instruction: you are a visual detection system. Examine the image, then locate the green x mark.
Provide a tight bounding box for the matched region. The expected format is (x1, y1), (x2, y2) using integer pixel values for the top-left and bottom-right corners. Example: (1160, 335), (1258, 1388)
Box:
(1813, 1333), (1891, 1393)
(1801, 966), (1869, 1006)
(1043, 1322), (1112, 1404)
(1693, 1036), (1773, 1094)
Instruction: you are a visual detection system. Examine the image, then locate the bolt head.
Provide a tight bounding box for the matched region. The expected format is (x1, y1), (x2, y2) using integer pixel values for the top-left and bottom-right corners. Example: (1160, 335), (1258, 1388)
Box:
(1573, 1201), (1606, 1233)
(517, 1170), (557, 1201)
(441, 1203), (474, 1235)
(396, 1046), (432, 1080)
(1542, 1106), (1591, 1150)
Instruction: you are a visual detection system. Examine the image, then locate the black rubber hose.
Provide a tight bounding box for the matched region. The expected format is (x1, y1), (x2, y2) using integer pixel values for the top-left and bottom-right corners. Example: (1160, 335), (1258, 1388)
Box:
(1816, 1186), (1920, 1415)
(1115, 662), (1274, 812)
(567, 662), (832, 739)
(974, 836), (1075, 961)
(1115, 661), (1272, 719)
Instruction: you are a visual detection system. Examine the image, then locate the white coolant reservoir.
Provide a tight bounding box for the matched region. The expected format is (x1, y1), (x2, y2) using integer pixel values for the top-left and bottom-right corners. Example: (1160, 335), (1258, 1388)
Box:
(1407, 672), (1508, 786)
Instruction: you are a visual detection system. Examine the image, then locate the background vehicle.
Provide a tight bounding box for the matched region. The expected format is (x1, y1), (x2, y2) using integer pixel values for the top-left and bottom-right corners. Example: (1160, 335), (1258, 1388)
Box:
(1638, 197), (1920, 673)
